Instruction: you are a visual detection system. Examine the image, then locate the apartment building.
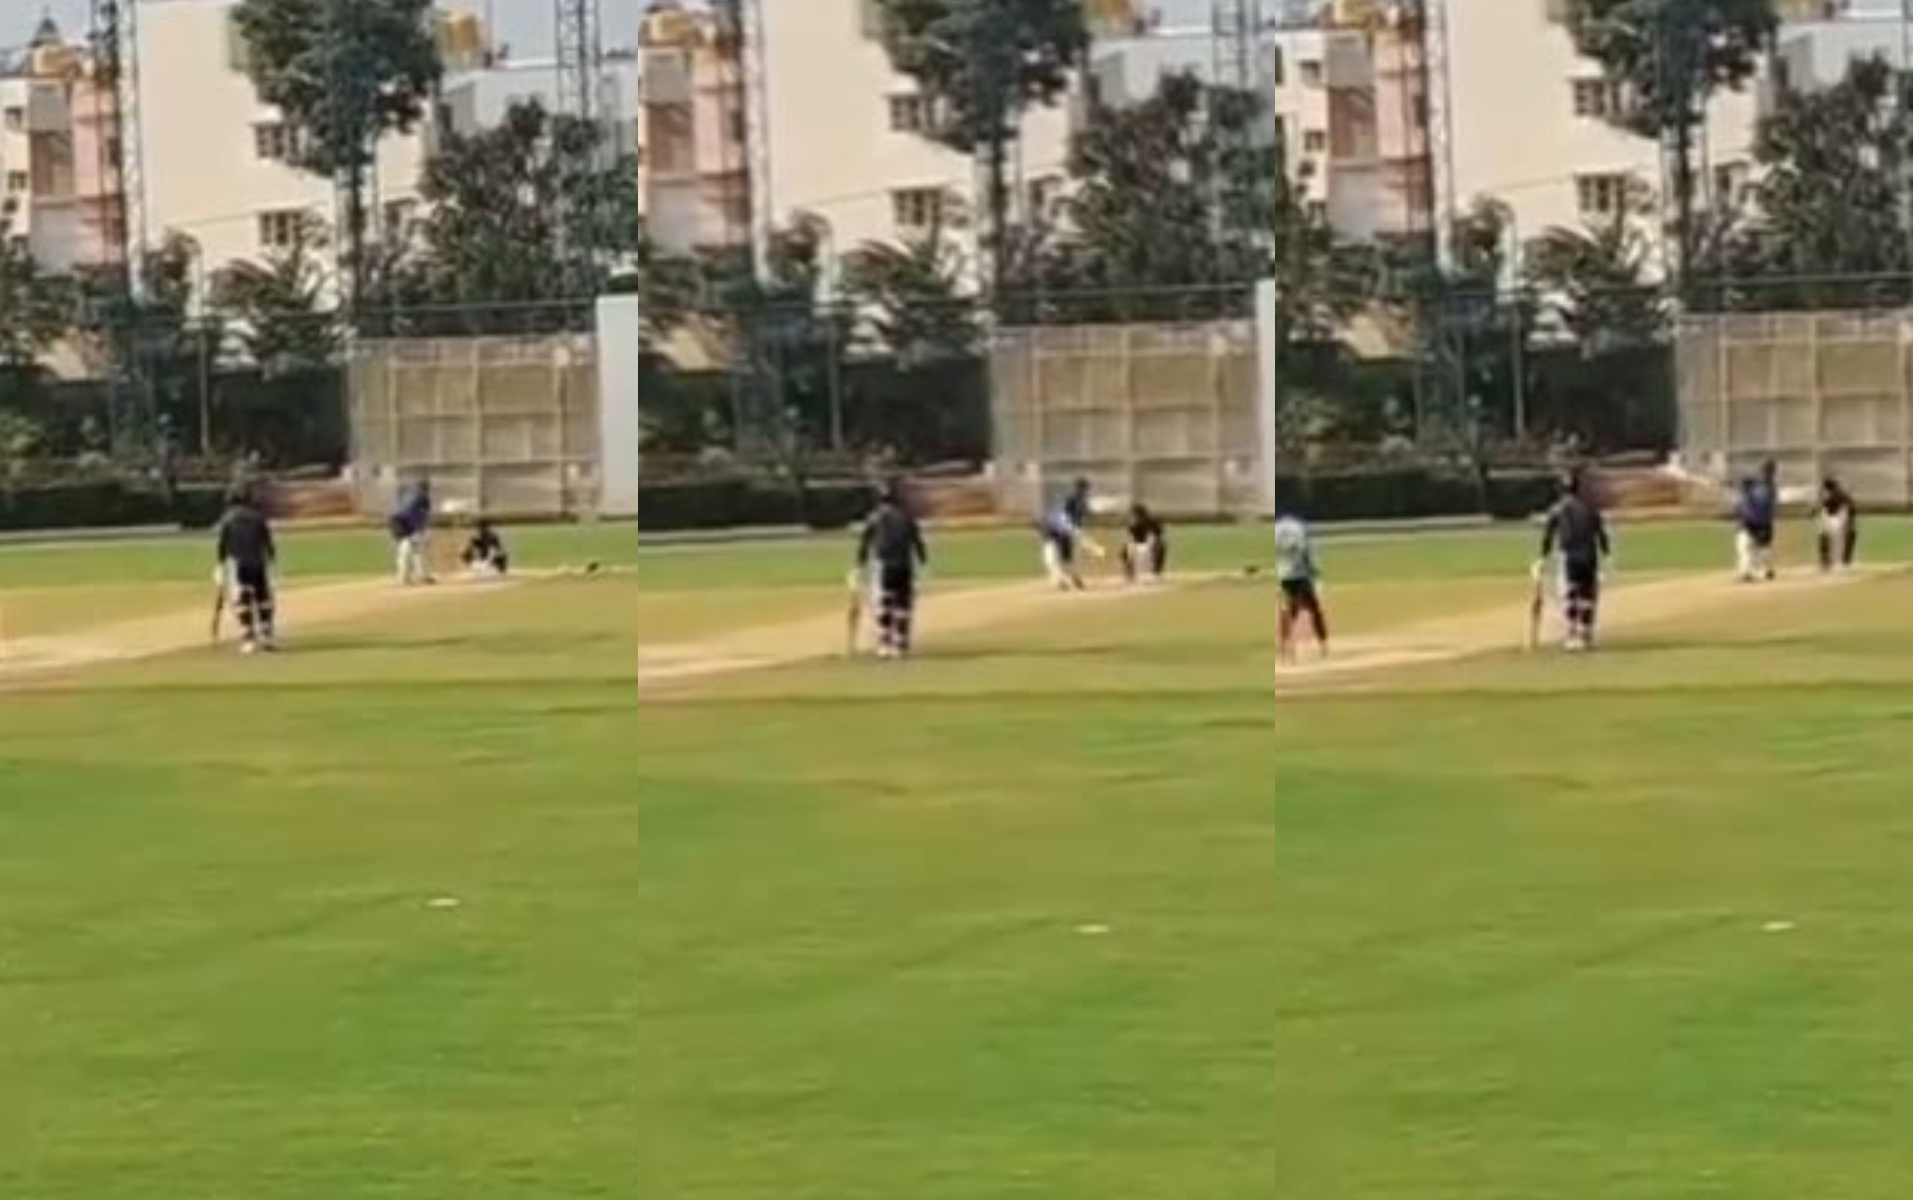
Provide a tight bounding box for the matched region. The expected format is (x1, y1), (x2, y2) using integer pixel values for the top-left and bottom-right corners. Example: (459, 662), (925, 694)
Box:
(1082, 2), (1435, 242)
(0, 18), (89, 272)
(1084, 22), (1334, 211)
(1321, 2), (1432, 243)
(756, 0), (1075, 285)
(1767, 10), (1913, 106)
(638, 2), (751, 256)
(433, 54), (644, 160)
(134, 0), (498, 284)
(1443, 0), (1760, 272)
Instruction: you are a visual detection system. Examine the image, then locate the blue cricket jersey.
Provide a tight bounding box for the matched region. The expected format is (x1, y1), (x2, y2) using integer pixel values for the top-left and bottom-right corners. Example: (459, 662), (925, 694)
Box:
(1042, 493), (1090, 543)
(1738, 481), (1777, 530)
(394, 488), (433, 537)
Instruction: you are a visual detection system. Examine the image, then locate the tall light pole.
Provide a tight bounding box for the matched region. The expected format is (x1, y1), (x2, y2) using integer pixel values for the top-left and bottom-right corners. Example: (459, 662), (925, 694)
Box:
(554, 0), (605, 297)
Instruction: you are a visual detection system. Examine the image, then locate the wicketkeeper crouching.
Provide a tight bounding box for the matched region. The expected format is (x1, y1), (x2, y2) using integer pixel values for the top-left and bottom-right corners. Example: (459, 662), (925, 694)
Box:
(215, 484), (278, 654)
(1817, 477), (1858, 573)
(855, 479), (929, 661)
(1121, 503), (1168, 584)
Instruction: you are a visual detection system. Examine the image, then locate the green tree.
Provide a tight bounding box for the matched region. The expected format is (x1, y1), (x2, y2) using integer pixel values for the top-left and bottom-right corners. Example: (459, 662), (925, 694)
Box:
(1384, 201), (1534, 444)
(711, 215), (856, 456)
(73, 233), (206, 451)
(404, 100), (669, 328)
(0, 212), (69, 372)
(232, 0), (442, 312)
(210, 213), (340, 375)
(841, 209), (981, 365)
(1563, 0), (1776, 290)
(1033, 73), (1356, 334)
(1721, 55), (1913, 310)
(874, 0), (1088, 292)
(1523, 186), (1668, 350)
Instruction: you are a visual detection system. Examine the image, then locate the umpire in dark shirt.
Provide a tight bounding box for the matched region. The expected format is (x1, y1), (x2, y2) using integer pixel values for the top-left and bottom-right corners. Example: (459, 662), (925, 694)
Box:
(856, 479), (929, 660)
(215, 484), (278, 653)
(1540, 469), (1610, 653)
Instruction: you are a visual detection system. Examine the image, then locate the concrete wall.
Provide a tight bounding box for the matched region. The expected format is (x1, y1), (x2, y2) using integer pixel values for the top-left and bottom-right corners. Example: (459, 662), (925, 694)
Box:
(991, 308), (1270, 519)
(347, 334), (601, 520)
(1678, 310), (1913, 506)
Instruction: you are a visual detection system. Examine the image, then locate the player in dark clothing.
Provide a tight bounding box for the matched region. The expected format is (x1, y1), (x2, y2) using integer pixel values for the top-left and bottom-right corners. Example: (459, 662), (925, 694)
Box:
(1735, 460), (1780, 582)
(390, 478), (435, 586)
(855, 481), (929, 660)
(1817, 477), (1858, 573)
(1538, 470), (1611, 652)
(461, 520), (510, 577)
(215, 485), (278, 654)
(1121, 504), (1168, 584)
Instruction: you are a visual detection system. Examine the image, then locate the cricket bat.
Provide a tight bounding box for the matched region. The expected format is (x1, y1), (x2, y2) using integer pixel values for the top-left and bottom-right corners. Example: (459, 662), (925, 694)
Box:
(210, 568), (228, 644)
(1525, 566), (1547, 651)
(845, 569), (865, 656)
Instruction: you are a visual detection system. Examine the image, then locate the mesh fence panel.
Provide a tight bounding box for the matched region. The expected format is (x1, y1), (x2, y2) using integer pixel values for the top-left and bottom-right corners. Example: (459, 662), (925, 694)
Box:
(348, 332), (600, 519)
(991, 317), (1261, 518)
(1677, 309), (1913, 506)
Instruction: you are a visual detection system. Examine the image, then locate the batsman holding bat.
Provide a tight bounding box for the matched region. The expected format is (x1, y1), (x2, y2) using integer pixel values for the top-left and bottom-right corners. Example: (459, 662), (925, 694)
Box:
(853, 479), (929, 661)
(1038, 477), (1106, 592)
(1535, 468), (1610, 654)
(213, 483), (279, 655)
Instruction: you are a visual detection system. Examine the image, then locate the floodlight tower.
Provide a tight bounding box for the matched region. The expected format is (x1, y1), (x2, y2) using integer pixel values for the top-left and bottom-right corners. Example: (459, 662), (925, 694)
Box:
(554, 0), (606, 295)
(1421, 0), (1458, 268)
(88, 0), (145, 295)
(1210, 0), (1261, 280)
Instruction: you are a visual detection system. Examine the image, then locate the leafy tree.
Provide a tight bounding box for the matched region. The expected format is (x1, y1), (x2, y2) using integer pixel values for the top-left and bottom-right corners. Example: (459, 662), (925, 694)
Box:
(1524, 185), (1668, 350)
(874, 0), (1088, 291)
(0, 212), (69, 372)
(404, 100), (662, 327)
(1058, 72), (1235, 295)
(1028, 73), (1357, 335)
(1719, 55), (1913, 310)
(210, 213), (340, 375)
(1383, 201), (1534, 445)
(711, 215), (855, 457)
(72, 233), (207, 452)
(841, 210), (981, 365)
(232, 0), (442, 310)
(1562, 0), (1777, 288)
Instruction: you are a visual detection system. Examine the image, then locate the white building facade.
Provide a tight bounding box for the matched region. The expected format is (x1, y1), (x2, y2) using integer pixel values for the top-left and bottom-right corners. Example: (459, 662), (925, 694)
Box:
(136, 0), (433, 285)
(755, 0), (1074, 286)
(0, 24), (84, 272)
(1767, 13), (1913, 105)
(1084, 22), (1336, 215)
(1442, 0), (1760, 272)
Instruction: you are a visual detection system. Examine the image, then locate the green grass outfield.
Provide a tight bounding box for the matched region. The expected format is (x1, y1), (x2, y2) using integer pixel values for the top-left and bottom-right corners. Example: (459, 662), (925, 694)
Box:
(7, 519), (1913, 1199)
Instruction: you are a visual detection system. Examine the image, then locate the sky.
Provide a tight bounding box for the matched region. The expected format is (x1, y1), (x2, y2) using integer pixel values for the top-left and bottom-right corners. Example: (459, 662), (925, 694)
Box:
(9, 0), (1913, 58)
(4, 0), (654, 58)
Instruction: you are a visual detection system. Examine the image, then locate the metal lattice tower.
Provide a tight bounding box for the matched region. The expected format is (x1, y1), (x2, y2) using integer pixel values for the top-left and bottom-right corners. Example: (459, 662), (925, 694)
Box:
(88, 0), (145, 297)
(741, 0), (774, 283)
(555, 0), (603, 127)
(714, 0), (774, 283)
(554, 0), (605, 294)
(1211, 0), (1256, 93)
(1421, 0), (1458, 269)
(1210, 0), (1260, 279)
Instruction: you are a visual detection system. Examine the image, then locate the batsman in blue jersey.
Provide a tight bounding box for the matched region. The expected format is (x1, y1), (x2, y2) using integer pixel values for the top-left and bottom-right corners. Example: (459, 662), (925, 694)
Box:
(1038, 477), (1106, 590)
(1735, 460), (1779, 583)
(389, 478), (436, 587)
